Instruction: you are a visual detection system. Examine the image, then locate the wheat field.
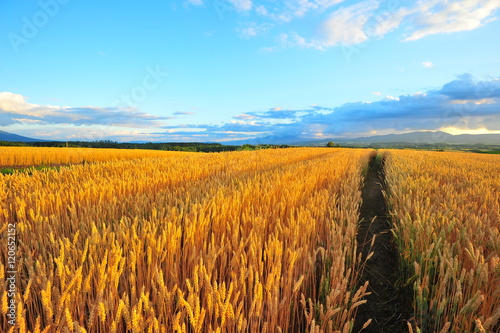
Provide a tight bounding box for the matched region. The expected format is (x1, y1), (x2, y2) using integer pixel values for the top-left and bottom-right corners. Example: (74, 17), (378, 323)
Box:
(0, 148), (373, 332)
(2, 147), (499, 332)
(0, 147), (191, 168)
(384, 150), (500, 332)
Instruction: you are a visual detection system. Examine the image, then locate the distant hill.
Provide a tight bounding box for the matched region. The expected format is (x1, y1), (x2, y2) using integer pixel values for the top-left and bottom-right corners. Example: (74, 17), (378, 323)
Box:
(227, 131), (500, 146)
(306, 131), (500, 146)
(2, 129), (499, 146)
(0, 130), (48, 142)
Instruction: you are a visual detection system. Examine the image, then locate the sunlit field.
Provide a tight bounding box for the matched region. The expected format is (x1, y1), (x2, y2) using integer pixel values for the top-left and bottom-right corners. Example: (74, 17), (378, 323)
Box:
(1, 147), (498, 332)
(0, 147), (192, 167)
(0, 148), (373, 332)
(385, 150), (500, 332)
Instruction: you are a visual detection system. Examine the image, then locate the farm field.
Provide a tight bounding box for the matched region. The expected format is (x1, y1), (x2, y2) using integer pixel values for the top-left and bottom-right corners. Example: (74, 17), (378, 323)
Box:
(0, 147), (193, 168)
(0, 147), (499, 332)
(384, 150), (500, 332)
(1, 148), (373, 332)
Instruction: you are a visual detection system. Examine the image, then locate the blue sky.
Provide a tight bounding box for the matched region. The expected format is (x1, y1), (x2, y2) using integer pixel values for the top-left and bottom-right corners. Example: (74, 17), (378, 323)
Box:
(1, 0), (499, 142)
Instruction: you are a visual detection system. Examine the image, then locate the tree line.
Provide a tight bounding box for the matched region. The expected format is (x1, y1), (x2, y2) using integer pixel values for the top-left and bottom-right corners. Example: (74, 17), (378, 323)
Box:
(0, 140), (291, 152)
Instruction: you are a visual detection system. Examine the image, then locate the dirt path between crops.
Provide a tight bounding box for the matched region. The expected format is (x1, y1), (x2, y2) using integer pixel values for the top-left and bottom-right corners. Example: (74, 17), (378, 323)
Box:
(352, 155), (408, 333)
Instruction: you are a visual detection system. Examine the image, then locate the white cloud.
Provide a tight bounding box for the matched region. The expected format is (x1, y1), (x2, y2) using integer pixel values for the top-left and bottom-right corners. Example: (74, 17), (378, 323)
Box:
(255, 5), (268, 16)
(361, 0), (500, 42)
(321, 0), (380, 46)
(276, 32), (325, 50)
(289, 0), (346, 17)
(253, 0), (346, 22)
(404, 0), (500, 41)
(422, 61), (434, 68)
(319, 0), (498, 48)
(271, 0), (382, 49)
(237, 22), (272, 38)
(0, 92), (31, 112)
(228, 0), (253, 11)
(370, 6), (419, 37)
(187, 0), (498, 51)
(5, 76), (500, 142)
(0, 92), (62, 117)
(268, 0), (500, 50)
(0, 92), (167, 128)
(233, 113), (257, 120)
(289, 0), (318, 17)
(240, 26), (258, 38)
(372, 91), (382, 96)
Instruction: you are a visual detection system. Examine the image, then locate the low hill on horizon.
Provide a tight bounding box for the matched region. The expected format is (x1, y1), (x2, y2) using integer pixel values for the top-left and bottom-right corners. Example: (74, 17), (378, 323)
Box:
(2, 129), (500, 147)
(228, 131), (500, 146)
(305, 131), (500, 146)
(0, 130), (48, 142)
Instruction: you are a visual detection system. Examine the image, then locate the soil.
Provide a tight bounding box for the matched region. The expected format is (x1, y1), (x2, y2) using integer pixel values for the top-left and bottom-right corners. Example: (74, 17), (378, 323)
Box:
(352, 155), (409, 332)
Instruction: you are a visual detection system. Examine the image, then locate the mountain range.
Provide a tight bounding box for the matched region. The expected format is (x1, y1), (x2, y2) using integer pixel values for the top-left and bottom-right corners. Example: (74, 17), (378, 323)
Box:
(228, 131), (500, 146)
(1, 130), (499, 146)
(0, 130), (48, 142)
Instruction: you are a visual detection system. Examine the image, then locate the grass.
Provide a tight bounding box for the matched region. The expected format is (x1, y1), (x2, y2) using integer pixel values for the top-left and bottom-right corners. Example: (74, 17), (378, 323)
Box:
(470, 149), (500, 154)
(0, 165), (61, 175)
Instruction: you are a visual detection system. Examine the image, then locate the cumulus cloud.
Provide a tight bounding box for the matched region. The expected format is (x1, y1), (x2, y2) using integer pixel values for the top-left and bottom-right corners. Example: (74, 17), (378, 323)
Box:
(321, 0), (380, 46)
(0, 92), (167, 128)
(403, 0), (500, 41)
(277, 0), (499, 49)
(309, 75), (500, 135)
(153, 75), (500, 142)
(228, 0), (253, 12)
(372, 0), (500, 42)
(273, 0), (380, 50)
(438, 74), (500, 100)
(331, 81), (493, 135)
(155, 120), (270, 141)
(188, 0), (499, 50)
(4, 76), (500, 142)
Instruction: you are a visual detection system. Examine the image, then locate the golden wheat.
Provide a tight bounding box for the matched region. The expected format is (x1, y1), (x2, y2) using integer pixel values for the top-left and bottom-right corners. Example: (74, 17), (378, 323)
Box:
(384, 150), (500, 332)
(0, 147), (373, 332)
(0, 146), (192, 168)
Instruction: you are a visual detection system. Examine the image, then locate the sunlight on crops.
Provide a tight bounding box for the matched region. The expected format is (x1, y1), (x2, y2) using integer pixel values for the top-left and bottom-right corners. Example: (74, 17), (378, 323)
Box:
(0, 148), (373, 332)
(0, 147), (191, 167)
(384, 150), (500, 332)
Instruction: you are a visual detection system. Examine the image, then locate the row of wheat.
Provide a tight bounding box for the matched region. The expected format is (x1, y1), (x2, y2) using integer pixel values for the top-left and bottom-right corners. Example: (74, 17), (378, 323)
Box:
(1, 148), (373, 332)
(0, 147), (191, 167)
(384, 150), (500, 332)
